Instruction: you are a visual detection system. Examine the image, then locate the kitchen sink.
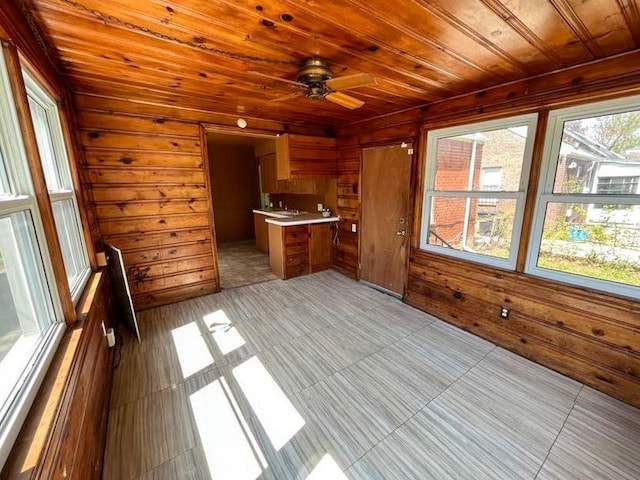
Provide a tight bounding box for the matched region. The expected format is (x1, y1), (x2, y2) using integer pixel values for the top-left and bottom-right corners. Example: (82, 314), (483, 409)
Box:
(269, 210), (307, 216)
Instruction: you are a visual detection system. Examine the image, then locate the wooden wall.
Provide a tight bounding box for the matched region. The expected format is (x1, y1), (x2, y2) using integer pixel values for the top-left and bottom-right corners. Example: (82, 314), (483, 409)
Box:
(332, 140), (361, 278)
(1, 273), (115, 480)
(76, 93), (327, 310)
(76, 98), (218, 310)
(336, 51), (640, 407)
(208, 144), (260, 243)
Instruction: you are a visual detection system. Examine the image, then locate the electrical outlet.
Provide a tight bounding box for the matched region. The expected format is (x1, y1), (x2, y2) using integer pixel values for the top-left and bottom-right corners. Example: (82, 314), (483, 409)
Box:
(351, 223), (357, 233)
(500, 306), (510, 319)
(106, 328), (116, 347)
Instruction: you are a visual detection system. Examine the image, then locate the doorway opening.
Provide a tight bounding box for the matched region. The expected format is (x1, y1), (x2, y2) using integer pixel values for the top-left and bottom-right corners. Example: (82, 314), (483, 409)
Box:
(206, 132), (278, 289)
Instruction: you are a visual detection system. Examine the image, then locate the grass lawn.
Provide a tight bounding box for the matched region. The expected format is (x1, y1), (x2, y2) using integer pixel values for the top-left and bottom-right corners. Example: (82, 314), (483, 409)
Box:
(537, 255), (640, 286)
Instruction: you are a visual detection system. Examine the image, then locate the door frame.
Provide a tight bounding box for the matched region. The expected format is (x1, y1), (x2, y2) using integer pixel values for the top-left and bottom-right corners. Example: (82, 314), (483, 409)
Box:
(358, 136), (419, 298)
(200, 125), (279, 292)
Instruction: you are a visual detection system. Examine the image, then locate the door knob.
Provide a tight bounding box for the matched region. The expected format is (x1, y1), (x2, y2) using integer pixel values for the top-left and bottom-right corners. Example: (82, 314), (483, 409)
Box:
(396, 230), (406, 236)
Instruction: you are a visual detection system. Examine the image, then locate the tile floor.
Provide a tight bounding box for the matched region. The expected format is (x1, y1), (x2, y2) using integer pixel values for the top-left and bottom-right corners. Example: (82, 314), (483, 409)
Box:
(216, 240), (278, 289)
(103, 270), (640, 480)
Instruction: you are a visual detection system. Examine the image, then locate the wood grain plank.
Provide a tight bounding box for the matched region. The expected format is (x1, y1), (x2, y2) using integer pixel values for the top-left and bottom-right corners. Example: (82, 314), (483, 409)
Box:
(123, 241), (213, 265)
(77, 110), (200, 137)
(96, 199), (210, 218)
(87, 168), (205, 185)
(92, 185), (208, 202)
(81, 131), (201, 153)
(84, 150), (203, 169)
(98, 214), (211, 236)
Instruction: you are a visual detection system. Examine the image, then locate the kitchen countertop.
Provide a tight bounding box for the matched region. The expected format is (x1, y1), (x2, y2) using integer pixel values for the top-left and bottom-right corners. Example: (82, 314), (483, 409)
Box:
(253, 209), (339, 226)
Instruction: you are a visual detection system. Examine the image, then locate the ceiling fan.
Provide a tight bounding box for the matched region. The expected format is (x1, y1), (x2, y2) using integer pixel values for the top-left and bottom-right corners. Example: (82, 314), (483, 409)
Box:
(252, 57), (376, 109)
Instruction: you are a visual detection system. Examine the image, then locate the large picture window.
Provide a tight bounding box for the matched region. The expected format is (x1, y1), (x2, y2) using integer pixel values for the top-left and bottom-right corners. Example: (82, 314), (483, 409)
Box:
(23, 71), (90, 300)
(527, 96), (640, 298)
(0, 50), (64, 467)
(420, 114), (538, 269)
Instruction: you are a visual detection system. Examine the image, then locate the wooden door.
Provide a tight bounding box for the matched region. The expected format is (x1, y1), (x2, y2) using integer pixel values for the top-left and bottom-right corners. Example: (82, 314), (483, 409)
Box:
(361, 144), (413, 296)
(310, 223), (332, 272)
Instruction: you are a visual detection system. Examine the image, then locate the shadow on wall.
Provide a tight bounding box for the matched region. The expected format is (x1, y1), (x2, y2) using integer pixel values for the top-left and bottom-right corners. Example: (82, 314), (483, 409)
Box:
(208, 143), (261, 243)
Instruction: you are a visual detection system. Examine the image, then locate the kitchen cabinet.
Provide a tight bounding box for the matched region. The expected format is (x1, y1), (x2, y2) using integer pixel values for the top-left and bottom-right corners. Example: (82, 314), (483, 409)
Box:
(275, 134), (337, 180)
(254, 212), (269, 253)
(260, 152), (280, 194)
(268, 224), (309, 279)
(276, 178), (327, 194)
(267, 222), (333, 279)
(309, 223), (332, 272)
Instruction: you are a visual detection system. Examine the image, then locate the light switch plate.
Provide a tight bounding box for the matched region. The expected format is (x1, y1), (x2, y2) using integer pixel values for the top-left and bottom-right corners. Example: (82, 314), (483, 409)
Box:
(351, 223), (357, 233)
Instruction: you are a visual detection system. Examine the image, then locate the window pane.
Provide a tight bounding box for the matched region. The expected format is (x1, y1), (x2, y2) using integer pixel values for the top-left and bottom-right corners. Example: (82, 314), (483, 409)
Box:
(427, 196), (517, 259)
(52, 199), (86, 293)
(27, 97), (63, 191)
(433, 126), (529, 192)
(0, 211), (56, 419)
(556, 111), (640, 194)
(0, 149), (10, 196)
(537, 202), (640, 287)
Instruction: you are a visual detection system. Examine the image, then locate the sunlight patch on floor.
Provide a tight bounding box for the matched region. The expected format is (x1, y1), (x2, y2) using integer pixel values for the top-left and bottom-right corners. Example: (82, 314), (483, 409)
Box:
(171, 322), (214, 378)
(233, 356), (305, 451)
(306, 454), (349, 480)
(190, 376), (267, 480)
(204, 309), (246, 355)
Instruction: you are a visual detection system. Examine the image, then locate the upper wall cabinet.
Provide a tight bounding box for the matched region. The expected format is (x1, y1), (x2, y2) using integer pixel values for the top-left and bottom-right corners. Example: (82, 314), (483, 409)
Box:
(275, 134), (337, 180)
(260, 152), (279, 194)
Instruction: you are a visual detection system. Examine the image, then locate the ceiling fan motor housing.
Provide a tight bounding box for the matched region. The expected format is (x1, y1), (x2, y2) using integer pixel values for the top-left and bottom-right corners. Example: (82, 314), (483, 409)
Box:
(297, 57), (333, 98)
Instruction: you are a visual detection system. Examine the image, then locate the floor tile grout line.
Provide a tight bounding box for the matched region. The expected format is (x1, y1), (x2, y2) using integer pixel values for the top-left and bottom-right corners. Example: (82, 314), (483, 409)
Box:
(343, 341), (499, 471)
(112, 299), (402, 411)
(292, 316), (438, 399)
(533, 384), (584, 480)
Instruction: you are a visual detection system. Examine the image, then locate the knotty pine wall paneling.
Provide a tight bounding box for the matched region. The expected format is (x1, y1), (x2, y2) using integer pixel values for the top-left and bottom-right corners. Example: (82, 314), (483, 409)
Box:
(77, 94), (328, 310)
(332, 140), (361, 279)
(78, 104), (219, 310)
(336, 52), (640, 407)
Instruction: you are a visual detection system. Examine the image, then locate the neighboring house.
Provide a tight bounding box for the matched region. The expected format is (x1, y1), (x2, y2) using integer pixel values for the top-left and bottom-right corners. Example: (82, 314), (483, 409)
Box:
(432, 126), (640, 251)
(430, 127), (527, 249)
(554, 129), (640, 227)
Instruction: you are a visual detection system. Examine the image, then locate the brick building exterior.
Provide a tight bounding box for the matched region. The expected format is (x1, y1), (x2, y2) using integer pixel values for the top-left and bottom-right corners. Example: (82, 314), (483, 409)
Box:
(430, 128), (526, 250)
(430, 137), (483, 246)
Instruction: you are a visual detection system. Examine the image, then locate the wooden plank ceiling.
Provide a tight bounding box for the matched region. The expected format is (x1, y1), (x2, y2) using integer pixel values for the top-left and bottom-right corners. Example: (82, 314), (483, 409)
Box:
(24, 0), (640, 129)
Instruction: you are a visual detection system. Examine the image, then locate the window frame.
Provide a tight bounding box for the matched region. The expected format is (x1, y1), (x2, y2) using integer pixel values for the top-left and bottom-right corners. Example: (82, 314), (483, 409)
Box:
(420, 113), (539, 270)
(526, 95), (640, 299)
(0, 47), (65, 470)
(23, 71), (91, 302)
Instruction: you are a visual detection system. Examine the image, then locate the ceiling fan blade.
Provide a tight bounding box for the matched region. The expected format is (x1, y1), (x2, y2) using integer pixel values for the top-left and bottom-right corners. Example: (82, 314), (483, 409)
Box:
(248, 70), (306, 87)
(272, 91), (305, 102)
(325, 91), (364, 109)
(325, 73), (376, 91)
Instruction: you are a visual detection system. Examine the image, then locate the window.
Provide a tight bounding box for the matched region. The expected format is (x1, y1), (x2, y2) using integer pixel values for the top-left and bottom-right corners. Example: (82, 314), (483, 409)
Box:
(479, 167), (502, 206)
(527, 96), (640, 298)
(0, 50), (64, 468)
(420, 114), (538, 269)
(23, 72), (90, 300)
(596, 176), (639, 195)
